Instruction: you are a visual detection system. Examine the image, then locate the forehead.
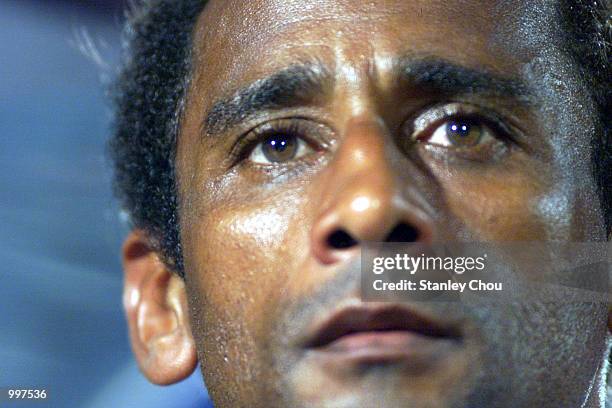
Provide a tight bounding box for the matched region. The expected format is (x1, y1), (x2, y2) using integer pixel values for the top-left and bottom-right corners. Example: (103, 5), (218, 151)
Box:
(191, 0), (546, 97)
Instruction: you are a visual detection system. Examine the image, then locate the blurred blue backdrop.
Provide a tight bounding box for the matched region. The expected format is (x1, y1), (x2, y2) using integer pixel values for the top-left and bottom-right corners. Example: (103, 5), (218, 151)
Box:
(0, 1), (212, 406)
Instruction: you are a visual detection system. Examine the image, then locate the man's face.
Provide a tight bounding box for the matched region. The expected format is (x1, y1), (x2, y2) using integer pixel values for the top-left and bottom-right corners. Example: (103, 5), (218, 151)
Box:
(174, 1), (608, 406)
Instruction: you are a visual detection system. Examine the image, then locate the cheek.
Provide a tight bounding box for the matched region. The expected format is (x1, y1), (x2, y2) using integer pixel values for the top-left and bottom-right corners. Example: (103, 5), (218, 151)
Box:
(180, 196), (310, 399)
(215, 205), (290, 250)
(185, 202), (294, 318)
(428, 159), (560, 240)
(181, 191), (311, 339)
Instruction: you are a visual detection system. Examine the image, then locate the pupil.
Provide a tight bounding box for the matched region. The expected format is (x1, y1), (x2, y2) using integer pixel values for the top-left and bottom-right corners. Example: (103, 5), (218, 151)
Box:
(445, 119), (481, 147)
(262, 134), (297, 162)
(448, 121), (471, 137)
(270, 139), (288, 152)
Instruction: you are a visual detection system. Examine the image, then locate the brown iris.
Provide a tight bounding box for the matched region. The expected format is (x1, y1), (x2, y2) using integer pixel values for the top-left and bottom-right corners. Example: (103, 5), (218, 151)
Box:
(261, 134), (298, 162)
(445, 119), (482, 147)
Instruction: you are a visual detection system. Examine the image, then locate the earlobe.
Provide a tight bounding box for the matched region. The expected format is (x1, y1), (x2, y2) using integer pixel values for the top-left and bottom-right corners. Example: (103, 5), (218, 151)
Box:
(122, 231), (197, 385)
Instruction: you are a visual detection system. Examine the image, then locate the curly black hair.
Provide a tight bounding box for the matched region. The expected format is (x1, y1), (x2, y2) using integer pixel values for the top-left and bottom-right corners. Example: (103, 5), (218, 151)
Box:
(110, 0), (611, 277)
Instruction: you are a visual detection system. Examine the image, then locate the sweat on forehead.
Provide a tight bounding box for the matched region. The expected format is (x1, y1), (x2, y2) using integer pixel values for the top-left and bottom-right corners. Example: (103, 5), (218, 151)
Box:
(189, 0), (535, 102)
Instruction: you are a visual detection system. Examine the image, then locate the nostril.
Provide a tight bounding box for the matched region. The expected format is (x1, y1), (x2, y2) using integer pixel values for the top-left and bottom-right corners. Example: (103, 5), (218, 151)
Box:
(327, 229), (358, 249)
(385, 223), (419, 243)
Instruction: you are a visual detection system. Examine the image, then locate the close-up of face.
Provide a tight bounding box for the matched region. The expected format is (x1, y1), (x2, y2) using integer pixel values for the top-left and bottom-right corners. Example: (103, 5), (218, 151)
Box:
(117, 1), (611, 407)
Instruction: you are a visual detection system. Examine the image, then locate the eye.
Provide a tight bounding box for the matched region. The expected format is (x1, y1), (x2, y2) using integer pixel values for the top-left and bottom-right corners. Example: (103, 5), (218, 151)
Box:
(425, 118), (493, 148)
(249, 133), (314, 164)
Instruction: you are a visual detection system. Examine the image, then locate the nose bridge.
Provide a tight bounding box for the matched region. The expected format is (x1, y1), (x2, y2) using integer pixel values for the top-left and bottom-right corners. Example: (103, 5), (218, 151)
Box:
(311, 116), (434, 265)
(327, 117), (398, 235)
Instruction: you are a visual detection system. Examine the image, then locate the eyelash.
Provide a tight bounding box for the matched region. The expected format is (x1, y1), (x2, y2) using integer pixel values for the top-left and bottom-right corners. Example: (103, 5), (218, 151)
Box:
(407, 101), (525, 150)
(415, 113), (515, 145)
(229, 105), (521, 167)
(228, 119), (320, 166)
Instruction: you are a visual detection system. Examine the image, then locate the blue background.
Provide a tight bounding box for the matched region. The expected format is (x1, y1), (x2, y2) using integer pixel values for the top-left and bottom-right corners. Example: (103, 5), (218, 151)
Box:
(0, 1), (212, 406)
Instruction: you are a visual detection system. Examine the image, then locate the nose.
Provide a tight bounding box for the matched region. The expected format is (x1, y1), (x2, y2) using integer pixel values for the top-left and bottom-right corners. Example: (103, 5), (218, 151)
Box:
(311, 118), (434, 265)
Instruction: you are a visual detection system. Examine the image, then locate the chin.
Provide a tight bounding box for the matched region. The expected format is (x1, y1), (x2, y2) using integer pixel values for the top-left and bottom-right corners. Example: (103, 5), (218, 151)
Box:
(283, 346), (475, 408)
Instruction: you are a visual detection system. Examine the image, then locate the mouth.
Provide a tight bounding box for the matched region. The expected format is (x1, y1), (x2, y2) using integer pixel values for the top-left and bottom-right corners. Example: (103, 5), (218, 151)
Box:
(303, 303), (462, 364)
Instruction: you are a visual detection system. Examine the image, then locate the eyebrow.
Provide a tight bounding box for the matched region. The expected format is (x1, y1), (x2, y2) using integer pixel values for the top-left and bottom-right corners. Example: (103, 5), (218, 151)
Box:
(396, 57), (533, 103)
(203, 62), (333, 136)
(202, 57), (534, 137)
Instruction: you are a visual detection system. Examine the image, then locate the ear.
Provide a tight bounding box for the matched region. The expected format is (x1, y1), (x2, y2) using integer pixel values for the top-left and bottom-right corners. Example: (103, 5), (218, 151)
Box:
(122, 231), (197, 385)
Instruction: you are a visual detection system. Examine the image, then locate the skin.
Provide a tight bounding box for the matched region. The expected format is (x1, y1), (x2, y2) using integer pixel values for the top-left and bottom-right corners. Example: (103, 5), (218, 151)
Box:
(122, 1), (611, 407)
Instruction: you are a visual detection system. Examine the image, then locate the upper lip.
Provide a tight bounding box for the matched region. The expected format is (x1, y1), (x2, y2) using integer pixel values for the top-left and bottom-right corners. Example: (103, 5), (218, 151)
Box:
(303, 302), (462, 349)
